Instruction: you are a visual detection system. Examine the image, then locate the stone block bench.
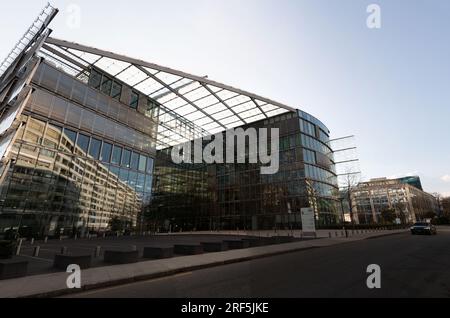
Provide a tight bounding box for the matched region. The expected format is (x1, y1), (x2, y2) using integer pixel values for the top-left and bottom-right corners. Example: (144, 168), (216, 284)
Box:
(201, 242), (228, 252)
(143, 247), (173, 259)
(223, 240), (250, 250)
(273, 236), (295, 244)
(104, 250), (139, 264)
(173, 244), (203, 255)
(0, 260), (28, 280)
(241, 238), (266, 247)
(54, 254), (92, 270)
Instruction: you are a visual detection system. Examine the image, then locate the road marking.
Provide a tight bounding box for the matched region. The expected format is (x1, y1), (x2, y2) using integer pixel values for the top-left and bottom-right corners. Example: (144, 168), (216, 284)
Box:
(69, 272), (193, 297)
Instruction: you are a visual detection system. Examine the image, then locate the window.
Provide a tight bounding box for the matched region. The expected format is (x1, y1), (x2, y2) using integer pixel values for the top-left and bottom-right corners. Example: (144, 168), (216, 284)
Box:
(136, 173), (145, 192)
(130, 152), (139, 170)
(100, 142), (112, 163)
(122, 149), (131, 168)
(146, 99), (159, 119)
(89, 138), (102, 160)
(128, 171), (137, 189)
(111, 145), (122, 165)
(101, 76), (113, 95)
(138, 154), (146, 172)
(89, 69), (102, 90)
(111, 81), (122, 100)
(145, 175), (153, 193)
(77, 134), (90, 153)
(130, 91), (139, 109)
(146, 157), (154, 174)
(304, 149), (316, 164)
(119, 168), (129, 185)
(64, 128), (77, 144)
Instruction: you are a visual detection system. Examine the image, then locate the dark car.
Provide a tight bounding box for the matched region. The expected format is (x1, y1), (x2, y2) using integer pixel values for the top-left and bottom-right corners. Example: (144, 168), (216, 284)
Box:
(410, 222), (437, 235)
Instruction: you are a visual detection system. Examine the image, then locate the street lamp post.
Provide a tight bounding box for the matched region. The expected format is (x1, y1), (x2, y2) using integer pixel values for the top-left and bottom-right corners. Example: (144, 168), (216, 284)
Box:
(339, 197), (348, 238)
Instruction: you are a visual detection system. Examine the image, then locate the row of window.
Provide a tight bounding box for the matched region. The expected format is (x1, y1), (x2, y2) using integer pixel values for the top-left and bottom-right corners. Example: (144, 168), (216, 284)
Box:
(300, 119), (316, 137)
(305, 164), (337, 185)
(29, 88), (156, 152)
(63, 127), (154, 174)
(303, 149), (316, 164)
(89, 68), (155, 113)
(301, 134), (332, 156)
(298, 110), (329, 135)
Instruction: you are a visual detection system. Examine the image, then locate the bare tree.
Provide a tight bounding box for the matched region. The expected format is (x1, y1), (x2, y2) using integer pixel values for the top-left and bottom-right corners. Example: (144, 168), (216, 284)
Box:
(339, 170), (361, 225)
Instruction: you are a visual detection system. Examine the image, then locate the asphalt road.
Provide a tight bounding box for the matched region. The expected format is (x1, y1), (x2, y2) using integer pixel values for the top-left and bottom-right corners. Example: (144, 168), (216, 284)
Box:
(69, 230), (450, 298)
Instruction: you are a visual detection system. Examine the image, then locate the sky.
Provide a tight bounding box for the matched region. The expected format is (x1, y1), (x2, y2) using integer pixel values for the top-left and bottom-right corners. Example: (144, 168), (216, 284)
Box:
(1, 0), (449, 196)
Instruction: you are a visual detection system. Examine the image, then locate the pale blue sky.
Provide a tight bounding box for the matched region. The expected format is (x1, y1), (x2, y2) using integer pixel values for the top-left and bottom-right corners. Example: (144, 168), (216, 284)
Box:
(1, 0), (449, 195)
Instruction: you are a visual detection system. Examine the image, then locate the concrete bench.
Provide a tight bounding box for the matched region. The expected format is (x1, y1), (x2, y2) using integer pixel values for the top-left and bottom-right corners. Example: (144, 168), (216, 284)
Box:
(242, 238), (265, 247)
(173, 244), (203, 255)
(272, 236), (295, 244)
(0, 260), (28, 280)
(143, 247), (173, 259)
(201, 242), (228, 252)
(223, 240), (250, 249)
(54, 254), (92, 270)
(104, 250), (139, 264)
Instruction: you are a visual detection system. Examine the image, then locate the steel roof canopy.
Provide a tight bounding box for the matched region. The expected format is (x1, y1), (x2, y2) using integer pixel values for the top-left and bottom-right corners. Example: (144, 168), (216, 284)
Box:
(42, 37), (296, 139)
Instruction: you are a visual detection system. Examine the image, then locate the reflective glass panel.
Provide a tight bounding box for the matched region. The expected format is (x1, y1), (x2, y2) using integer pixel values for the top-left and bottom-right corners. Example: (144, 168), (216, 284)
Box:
(130, 91), (139, 109)
(89, 69), (102, 90)
(138, 154), (146, 172)
(77, 134), (90, 154)
(89, 138), (101, 160)
(146, 157), (154, 174)
(111, 145), (122, 165)
(130, 152), (139, 170)
(101, 76), (112, 95)
(111, 81), (122, 100)
(122, 149), (131, 168)
(100, 142), (112, 163)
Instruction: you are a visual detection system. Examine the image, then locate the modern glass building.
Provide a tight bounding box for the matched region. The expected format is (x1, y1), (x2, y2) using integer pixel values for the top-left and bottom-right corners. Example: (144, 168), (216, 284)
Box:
(0, 5), (339, 236)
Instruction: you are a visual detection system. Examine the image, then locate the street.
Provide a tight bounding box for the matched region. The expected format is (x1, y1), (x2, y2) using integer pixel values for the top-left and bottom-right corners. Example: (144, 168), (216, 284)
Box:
(68, 229), (450, 298)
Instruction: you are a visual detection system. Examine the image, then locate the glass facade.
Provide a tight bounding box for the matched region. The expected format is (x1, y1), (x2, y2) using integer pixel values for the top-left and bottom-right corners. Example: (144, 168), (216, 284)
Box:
(150, 111), (339, 231)
(0, 61), (157, 237)
(0, 38), (341, 236)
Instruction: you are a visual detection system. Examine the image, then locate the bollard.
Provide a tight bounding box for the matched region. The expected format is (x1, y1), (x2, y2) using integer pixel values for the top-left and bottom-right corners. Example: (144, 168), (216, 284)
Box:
(335, 231), (338, 237)
(61, 246), (68, 255)
(44, 236), (48, 243)
(341, 231), (344, 237)
(33, 246), (40, 257)
(131, 245), (137, 251)
(74, 234), (78, 240)
(328, 232), (332, 238)
(16, 238), (23, 256)
(103, 233), (106, 239)
(30, 238), (35, 245)
(59, 236), (63, 241)
(95, 246), (101, 258)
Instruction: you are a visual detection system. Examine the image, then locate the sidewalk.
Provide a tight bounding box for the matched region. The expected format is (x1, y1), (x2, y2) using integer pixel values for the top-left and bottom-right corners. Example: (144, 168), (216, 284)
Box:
(0, 229), (407, 298)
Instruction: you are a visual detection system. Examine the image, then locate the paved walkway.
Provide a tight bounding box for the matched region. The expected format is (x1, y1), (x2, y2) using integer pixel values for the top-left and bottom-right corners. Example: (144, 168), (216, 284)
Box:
(0, 229), (406, 298)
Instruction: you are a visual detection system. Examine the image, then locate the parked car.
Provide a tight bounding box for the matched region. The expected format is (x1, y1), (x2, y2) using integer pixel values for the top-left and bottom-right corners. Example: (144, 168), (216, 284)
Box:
(410, 222), (437, 235)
